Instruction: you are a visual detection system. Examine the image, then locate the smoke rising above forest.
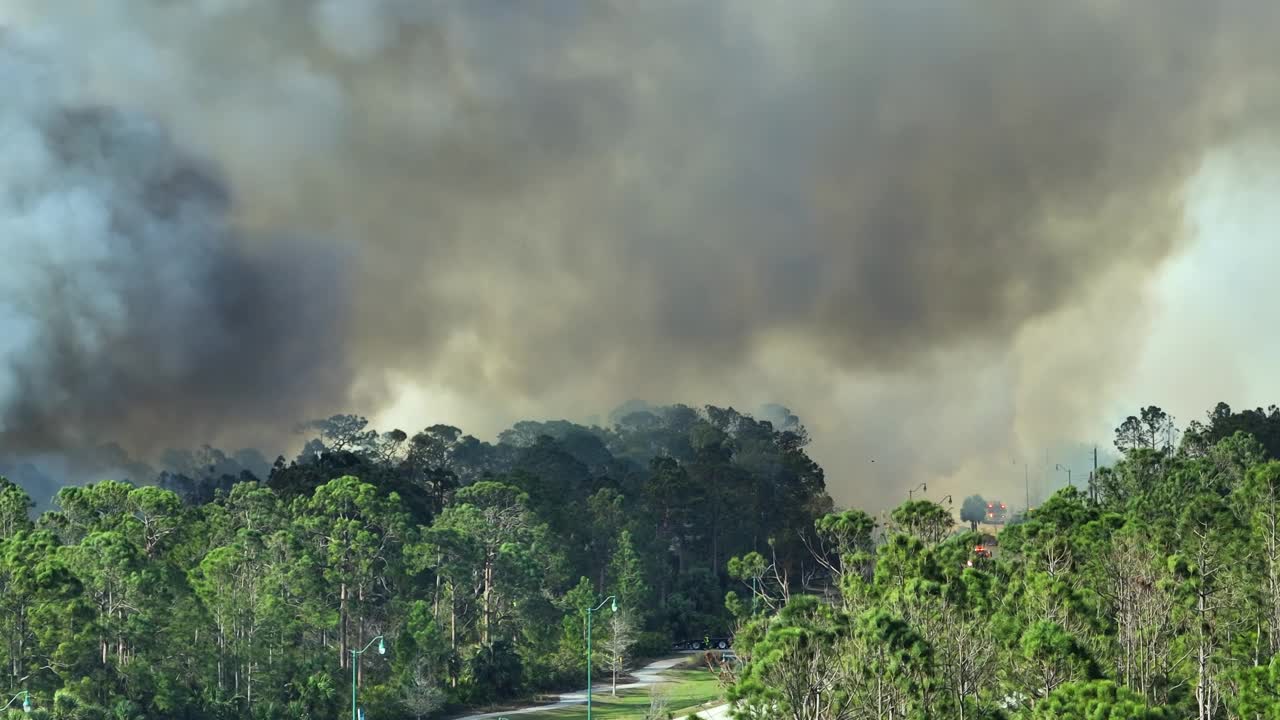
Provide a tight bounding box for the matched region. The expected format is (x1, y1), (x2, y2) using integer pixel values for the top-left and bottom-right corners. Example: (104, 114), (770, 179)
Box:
(0, 37), (352, 455)
(1, 1), (1279, 504)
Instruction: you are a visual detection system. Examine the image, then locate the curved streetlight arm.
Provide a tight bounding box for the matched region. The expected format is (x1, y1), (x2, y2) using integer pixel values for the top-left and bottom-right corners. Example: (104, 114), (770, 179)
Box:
(353, 635), (385, 656)
(2, 691), (29, 712)
(589, 596), (617, 614)
(1055, 464), (1073, 486)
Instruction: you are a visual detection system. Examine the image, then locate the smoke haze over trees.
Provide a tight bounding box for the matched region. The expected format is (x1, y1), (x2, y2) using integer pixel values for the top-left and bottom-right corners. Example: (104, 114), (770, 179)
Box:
(3, 3), (1280, 504)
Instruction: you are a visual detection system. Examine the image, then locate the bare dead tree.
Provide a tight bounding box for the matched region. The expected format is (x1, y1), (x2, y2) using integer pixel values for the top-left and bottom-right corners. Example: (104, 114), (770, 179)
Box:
(1098, 532), (1185, 704)
(401, 658), (445, 720)
(602, 612), (637, 696)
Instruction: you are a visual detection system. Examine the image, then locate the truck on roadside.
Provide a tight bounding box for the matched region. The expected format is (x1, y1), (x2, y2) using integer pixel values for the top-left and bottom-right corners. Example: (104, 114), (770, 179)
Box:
(672, 635), (732, 651)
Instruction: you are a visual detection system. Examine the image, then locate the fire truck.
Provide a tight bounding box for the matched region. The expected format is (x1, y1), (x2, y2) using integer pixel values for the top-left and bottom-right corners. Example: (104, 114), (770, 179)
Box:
(967, 542), (994, 568)
(985, 500), (1009, 524)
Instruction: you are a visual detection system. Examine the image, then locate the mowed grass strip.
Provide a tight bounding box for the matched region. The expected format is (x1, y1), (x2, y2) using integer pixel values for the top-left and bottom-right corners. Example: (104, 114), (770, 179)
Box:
(515, 669), (723, 719)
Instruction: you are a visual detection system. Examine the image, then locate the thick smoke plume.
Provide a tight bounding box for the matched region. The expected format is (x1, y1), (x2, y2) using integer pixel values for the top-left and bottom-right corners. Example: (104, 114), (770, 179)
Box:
(2, 2), (1279, 504)
(0, 38), (351, 455)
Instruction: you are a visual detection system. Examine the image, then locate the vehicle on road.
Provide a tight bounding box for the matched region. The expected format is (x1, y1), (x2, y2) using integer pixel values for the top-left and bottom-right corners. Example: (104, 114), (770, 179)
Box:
(672, 636), (732, 651)
(966, 543), (994, 568)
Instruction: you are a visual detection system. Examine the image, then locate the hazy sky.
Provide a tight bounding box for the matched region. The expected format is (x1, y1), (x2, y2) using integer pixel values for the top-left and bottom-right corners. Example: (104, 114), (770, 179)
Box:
(1112, 149), (1280, 439)
(2, 2), (1279, 509)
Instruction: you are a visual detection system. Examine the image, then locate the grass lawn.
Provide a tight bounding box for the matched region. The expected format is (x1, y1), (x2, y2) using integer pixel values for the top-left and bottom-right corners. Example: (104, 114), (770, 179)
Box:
(512, 668), (724, 719)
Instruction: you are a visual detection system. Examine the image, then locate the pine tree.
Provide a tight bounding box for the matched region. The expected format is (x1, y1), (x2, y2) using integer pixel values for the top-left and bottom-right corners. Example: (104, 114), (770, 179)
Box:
(608, 530), (649, 622)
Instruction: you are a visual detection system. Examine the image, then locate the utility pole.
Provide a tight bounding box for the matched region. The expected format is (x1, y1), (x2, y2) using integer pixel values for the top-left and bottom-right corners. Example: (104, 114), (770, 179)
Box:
(1024, 463), (1030, 513)
(1055, 463), (1072, 488)
(1091, 446), (1098, 503)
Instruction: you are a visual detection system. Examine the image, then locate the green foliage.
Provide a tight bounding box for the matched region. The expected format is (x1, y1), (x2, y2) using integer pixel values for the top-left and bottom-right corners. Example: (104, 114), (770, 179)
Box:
(1230, 654), (1280, 719)
(728, 595), (853, 718)
(721, 402), (1280, 720)
(0, 404), (828, 718)
(960, 494), (987, 529)
(462, 641), (524, 704)
(1031, 680), (1170, 719)
(0, 477), (34, 540)
(632, 631), (671, 660)
(608, 530), (650, 622)
(890, 499), (953, 545)
(554, 577), (597, 674)
(1184, 402), (1280, 460)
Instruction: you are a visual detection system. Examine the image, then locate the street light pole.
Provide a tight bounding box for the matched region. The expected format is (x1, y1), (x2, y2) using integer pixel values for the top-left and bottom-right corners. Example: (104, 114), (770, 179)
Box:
(586, 595), (617, 720)
(908, 483), (927, 501)
(1025, 463), (1030, 513)
(2, 691), (30, 713)
(1055, 464), (1072, 488)
(351, 635), (385, 720)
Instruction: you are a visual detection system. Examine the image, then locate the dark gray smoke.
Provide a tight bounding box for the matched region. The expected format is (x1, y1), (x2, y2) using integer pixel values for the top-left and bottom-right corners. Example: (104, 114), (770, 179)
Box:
(0, 38), (351, 456)
(2, 2), (1279, 504)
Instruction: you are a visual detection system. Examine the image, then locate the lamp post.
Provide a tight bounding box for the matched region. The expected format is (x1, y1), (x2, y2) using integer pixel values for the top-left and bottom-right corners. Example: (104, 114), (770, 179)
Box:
(351, 635), (385, 720)
(586, 595), (617, 720)
(2, 691), (30, 713)
(908, 483), (927, 501)
(1055, 464), (1073, 488)
(1024, 463), (1030, 513)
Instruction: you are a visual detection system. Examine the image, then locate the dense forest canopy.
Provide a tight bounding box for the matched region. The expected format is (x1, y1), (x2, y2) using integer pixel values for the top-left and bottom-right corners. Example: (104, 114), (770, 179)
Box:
(725, 402), (1280, 719)
(0, 403), (830, 719)
(4, 400), (1280, 718)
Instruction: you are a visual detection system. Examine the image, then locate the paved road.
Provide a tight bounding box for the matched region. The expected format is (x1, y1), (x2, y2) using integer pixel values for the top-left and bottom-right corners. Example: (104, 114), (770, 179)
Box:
(451, 655), (693, 720)
(673, 703), (733, 719)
